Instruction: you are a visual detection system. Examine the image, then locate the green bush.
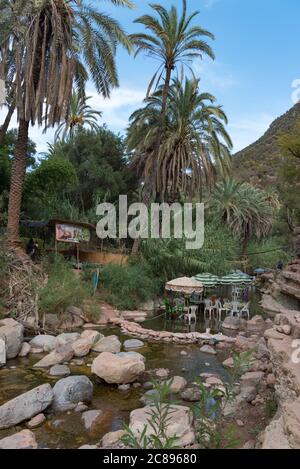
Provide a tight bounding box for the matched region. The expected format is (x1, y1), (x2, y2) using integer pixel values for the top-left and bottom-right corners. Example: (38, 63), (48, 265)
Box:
(101, 262), (161, 310)
(38, 254), (89, 315)
(247, 236), (291, 270)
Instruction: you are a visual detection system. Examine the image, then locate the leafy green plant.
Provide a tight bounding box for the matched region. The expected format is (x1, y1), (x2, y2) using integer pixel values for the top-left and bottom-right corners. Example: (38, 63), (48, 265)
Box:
(192, 350), (254, 449)
(38, 254), (90, 316)
(101, 262), (161, 310)
(122, 379), (179, 449)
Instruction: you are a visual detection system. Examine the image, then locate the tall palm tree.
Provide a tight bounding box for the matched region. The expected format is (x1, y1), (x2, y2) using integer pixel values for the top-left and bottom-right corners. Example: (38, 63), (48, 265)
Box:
(1, 0), (133, 250)
(211, 178), (278, 257)
(54, 91), (102, 142)
(127, 78), (232, 201)
(130, 0), (215, 202)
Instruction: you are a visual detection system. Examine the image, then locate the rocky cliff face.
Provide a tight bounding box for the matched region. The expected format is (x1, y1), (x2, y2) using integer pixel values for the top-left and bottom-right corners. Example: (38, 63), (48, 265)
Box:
(233, 102), (300, 187)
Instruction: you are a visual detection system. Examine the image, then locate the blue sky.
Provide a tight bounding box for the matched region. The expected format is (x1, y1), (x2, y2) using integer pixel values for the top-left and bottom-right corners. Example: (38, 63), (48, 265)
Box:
(2, 0), (300, 154)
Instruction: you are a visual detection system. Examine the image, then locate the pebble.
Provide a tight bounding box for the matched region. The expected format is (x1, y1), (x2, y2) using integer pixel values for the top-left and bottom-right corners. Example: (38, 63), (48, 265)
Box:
(27, 413), (46, 429)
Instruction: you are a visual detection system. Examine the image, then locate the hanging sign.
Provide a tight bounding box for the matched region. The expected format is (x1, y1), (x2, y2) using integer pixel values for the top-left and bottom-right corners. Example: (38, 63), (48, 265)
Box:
(55, 223), (91, 244)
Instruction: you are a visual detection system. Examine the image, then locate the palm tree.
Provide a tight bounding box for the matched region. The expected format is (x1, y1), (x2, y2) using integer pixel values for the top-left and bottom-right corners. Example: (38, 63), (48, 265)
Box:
(130, 0), (215, 202)
(211, 178), (278, 257)
(127, 78), (232, 201)
(54, 91), (102, 142)
(1, 0), (133, 250)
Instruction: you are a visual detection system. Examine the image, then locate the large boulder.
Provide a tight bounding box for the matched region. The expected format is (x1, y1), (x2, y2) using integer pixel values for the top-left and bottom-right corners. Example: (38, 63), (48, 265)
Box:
(59, 306), (85, 330)
(29, 335), (58, 352)
(52, 376), (93, 412)
(0, 318), (24, 359)
(33, 345), (74, 368)
(0, 384), (53, 429)
(129, 405), (195, 447)
(92, 352), (145, 384)
(92, 335), (121, 354)
(0, 430), (38, 449)
(0, 338), (6, 366)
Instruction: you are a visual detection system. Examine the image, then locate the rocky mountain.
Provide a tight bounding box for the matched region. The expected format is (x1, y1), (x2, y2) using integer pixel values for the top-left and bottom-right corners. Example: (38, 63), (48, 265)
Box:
(233, 102), (300, 187)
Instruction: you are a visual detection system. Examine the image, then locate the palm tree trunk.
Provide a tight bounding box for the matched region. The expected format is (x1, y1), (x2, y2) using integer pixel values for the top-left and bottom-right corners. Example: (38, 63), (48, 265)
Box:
(0, 103), (15, 146)
(241, 235), (249, 259)
(7, 118), (29, 249)
(131, 67), (172, 254)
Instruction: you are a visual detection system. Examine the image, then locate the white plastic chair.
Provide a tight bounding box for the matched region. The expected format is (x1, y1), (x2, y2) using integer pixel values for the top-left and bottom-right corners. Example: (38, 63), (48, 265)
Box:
(230, 301), (240, 317)
(184, 305), (197, 324)
(216, 299), (231, 321)
(204, 299), (215, 320)
(238, 302), (250, 320)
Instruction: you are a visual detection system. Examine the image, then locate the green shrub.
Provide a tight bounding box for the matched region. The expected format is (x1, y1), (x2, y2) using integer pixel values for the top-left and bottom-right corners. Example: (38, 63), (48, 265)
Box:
(38, 254), (89, 315)
(101, 262), (161, 310)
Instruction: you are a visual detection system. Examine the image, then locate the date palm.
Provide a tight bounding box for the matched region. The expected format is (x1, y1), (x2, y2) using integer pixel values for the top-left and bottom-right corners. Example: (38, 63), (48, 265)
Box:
(127, 78), (232, 201)
(211, 178), (278, 257)
(54, 91), (102, 142)
(1, 0), (133, 249)
(130, 0), (215, 202)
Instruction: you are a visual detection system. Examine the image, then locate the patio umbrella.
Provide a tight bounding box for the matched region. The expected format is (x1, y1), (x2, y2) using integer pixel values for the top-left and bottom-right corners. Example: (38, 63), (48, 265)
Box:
(194, 273), (220, 288)
(219, 270), (253, 285)
(165, 277), (203, 295)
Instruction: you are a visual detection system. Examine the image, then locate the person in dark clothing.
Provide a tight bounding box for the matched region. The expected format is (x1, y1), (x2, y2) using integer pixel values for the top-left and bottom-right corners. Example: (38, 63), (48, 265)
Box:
(276, 260), (284, 271)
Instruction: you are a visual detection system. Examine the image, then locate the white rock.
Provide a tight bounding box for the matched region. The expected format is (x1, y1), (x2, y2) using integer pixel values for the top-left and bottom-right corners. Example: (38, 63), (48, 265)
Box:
(33, 345), (74, 368)
(0, 338), (6, 366)
(27, 413), (46, 429)
(29, 335), (58, 352)
(0, 384), (53, 429)
(49, 364), (71, 377)
(56, 332), (80, 347)
(123, 339), (144, 350)
(117, 351), (145, 362)
(71, 338), (92, 357)
(129, 405), (195, 447)
(0, 430), (37, 449)
(168, 376), (187, 393)
(92, 352), (145, 384)
(200, 345), (217, 355)
(80, 330), (102, 345)
(18, 342), (31, 357)
(101, 430), (125, 448)
(81, 410), (104, 431)
(0, 318), (24, 358)
(92, 335), (121, 353)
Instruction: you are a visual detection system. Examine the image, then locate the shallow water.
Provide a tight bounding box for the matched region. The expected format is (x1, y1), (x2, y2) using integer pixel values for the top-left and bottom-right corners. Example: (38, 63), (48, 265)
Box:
(0, 326), (230, 449)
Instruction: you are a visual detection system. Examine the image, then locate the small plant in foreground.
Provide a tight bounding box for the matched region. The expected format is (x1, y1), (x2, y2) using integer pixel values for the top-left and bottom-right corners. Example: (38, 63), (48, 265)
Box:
(192, 350), (254, 449)
(122, 379), (179, 449)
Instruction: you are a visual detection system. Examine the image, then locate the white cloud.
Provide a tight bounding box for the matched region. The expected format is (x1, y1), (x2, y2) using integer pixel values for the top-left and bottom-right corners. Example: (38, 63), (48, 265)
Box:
(0, 86), (146, 154)
(204, 0), (220, 8)
(193, 58), (238, 90)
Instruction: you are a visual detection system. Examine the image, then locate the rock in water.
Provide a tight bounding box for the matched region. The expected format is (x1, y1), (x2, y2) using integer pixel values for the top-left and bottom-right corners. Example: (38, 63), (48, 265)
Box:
(129, 405), (195, 447)
(27, 413), (46, 429)
(29, 335), (58, 352)
(0, 384), (53, 429)
(0, 338), (6, 366)
(0, 318), (24, 359)
(0, 430), (38, 449)
(33, 345), (74, 368)
(92, 335), (121, 353)
(199, 345), (217, 355)
(117, 351), (145, 362)
(49, 365), (71, 377)
(92, 352), (145, 384)
(19, 342), (31, 357)
(81, 410), (104, 431)
(123, 339), (144, 350)
(52, 376), (93, 412)
(167, 376), (187, 393)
